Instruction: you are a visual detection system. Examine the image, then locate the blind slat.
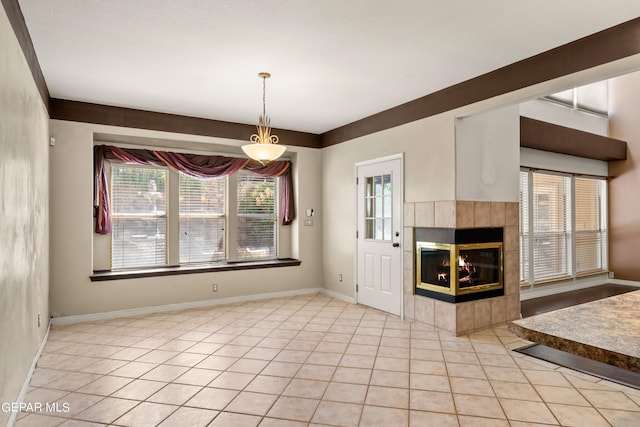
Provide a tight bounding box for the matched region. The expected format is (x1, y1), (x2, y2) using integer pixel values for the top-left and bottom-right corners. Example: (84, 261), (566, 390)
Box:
(179, 173), (226, 264)
(237, 172), (277, 261)
(531, 173), (571, 281)
(575, 178), (607, 273)
(520, 171), (607, 286)
(519, 171), (529, 283)
(111, 166), (167, 269)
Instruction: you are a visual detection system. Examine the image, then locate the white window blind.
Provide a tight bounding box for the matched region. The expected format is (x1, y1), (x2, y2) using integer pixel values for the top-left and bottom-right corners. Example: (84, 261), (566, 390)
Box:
(109, 163), (281, 269)
(179, 173), (226, 264)
(532, 172), (572, 281)
(236, 172), (277, 261)
(575, 177), (607, 274)
(520, 169), (607, 287)
(519, 171), (530, 284)
(111, 165), (167, 269)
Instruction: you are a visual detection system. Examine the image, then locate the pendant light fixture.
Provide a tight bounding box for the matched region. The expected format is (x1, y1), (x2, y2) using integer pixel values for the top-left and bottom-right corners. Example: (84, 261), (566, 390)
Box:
(242, 72), (286, 165)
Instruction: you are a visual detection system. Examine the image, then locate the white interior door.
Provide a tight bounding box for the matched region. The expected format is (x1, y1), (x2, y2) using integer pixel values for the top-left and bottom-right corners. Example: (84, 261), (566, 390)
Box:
(356, 155), (403, 316)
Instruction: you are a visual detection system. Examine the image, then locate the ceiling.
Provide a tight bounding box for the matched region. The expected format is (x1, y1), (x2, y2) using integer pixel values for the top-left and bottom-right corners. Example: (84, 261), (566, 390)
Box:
(17, 1), (640, 134)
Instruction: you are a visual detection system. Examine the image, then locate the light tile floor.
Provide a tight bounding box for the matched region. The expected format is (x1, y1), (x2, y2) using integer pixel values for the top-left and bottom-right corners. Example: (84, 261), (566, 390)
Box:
(14, 293), (640, 426)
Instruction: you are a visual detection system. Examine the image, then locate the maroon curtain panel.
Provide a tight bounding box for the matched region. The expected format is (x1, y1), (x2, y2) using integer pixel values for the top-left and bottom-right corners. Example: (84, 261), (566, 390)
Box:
(94, 145), (295, 234)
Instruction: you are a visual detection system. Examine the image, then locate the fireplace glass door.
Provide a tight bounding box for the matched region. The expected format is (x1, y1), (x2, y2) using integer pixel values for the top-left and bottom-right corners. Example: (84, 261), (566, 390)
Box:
(419, 245), (452, 288)
(416, 241), (503, 299)
(457, 246), (501, 289)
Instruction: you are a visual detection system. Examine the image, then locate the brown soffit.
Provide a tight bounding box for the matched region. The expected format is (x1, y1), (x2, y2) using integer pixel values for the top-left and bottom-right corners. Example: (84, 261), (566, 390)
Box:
(321, 17), (640, 147)
(520, 116), (627, 161)
(50, 99), (322, 149)
(1, 0), (50, 110)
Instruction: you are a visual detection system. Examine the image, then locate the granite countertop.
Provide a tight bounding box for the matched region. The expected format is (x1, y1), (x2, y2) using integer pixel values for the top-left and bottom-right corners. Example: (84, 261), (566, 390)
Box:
(509, 290), (640, 373)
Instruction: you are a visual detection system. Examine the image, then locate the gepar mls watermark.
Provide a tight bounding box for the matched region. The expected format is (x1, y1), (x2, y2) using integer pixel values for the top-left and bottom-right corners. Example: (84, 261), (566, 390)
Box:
(2, 401), (70, 414)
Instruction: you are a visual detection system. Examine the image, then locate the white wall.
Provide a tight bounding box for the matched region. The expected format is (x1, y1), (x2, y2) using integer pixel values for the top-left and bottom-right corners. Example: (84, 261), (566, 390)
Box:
(322, 114), (456, 297)
(49, 120), (323, 316)
(320, 55), (640, 301)
(455, 105), (521, 202)
(520, 148), (608, 176)
(0, 7), (50, 426)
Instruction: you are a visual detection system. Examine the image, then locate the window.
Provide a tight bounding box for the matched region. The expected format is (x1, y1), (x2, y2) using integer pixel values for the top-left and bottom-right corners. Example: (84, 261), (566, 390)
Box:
(575, 178), (607, 274)
(545, 81), (608, 116)
(364, 174), (392, 241)
(519, 169), (607, 286)
(111, 166), (167, 269)
(236, 172), (277, 261)
(179, 173), (226, 264)
(110, 165), (278, 269)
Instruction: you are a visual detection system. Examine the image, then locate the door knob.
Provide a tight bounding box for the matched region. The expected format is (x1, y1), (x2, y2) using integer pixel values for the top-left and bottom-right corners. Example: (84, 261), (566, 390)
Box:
(392, 242), (400, 247)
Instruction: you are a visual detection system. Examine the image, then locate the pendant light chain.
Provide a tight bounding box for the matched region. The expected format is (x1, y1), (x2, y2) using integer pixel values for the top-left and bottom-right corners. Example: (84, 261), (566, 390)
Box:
(262, 75), (267, 118)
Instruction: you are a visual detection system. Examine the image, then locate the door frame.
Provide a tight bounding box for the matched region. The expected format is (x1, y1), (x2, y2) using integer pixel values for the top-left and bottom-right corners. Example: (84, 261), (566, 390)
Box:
(354, 153), (405, 318)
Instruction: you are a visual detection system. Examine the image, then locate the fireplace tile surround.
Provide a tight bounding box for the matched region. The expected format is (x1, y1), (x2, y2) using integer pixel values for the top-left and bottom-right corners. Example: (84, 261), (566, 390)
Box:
(404, 201), (520, 335)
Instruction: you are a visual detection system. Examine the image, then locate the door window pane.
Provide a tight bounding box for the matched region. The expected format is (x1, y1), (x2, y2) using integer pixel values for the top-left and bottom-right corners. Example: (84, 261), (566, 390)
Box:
(364, 173), (392, 241)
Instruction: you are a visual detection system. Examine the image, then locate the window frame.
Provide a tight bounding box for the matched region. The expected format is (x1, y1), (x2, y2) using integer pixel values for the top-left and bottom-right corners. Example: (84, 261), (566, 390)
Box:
(110, 164), (169, 269)
(234, 171), (279, 262)
(104, 161), (282, 272)
(178, 172), (227, 265)
(519, 168), (608, 288)
(544, 81), (609, 117)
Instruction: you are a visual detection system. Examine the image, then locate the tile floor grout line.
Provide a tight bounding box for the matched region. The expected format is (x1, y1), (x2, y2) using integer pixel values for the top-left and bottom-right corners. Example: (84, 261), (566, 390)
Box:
(17, 293), (640, 426)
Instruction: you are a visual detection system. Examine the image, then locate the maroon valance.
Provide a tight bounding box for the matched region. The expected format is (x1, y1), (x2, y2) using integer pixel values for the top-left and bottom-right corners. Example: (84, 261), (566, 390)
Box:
(94, 145), (295, 234)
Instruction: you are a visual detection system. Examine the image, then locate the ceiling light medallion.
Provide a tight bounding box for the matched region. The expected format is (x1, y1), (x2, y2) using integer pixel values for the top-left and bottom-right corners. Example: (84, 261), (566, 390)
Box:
(242, 72), (286, 165)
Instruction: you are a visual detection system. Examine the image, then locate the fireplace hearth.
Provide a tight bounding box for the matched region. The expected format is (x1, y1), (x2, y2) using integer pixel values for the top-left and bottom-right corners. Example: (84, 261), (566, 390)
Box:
(415, 227), (503, 303)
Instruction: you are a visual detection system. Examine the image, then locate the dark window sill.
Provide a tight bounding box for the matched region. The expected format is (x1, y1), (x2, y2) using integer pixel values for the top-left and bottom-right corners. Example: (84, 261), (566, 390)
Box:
(90, 258), (301, 282)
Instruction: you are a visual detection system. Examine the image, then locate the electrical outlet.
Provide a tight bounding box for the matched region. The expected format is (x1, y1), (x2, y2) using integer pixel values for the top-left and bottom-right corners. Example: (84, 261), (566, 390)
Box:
(608, 271), (614, 279)
(338, 274), (343, 282)
(37, 313), (41, 328)
(212, 283), (219, 293)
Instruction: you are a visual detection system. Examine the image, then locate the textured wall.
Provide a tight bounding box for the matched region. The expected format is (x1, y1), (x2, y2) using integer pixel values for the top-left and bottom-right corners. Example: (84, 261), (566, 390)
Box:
(49, 119), (323, 316)
(0, 5), (50, 426)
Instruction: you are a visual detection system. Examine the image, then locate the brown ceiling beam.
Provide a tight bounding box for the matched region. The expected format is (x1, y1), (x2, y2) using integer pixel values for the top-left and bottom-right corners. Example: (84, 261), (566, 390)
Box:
(50, 99), (322, 149)
(520, 116), (627, 161)
(321, 17), (640, 147)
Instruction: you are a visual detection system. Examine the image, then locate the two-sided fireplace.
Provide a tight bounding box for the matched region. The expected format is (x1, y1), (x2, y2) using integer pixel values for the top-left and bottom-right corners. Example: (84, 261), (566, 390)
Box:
(415, 227), (504, 303)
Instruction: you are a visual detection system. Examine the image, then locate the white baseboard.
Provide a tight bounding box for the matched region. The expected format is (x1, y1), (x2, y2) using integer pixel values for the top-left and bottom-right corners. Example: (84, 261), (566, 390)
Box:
(7, 321), (51, 427)
(607, 278), (640, 288)
(520, 274), (609, 300)
(51, 287), (359, 325)
(320, 288), (356, 304)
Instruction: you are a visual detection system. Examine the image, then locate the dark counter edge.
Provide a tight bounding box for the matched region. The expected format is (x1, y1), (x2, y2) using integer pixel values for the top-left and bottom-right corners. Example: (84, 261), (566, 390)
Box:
(91, 258), (302, 282)
(508, 321), (640, 373)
